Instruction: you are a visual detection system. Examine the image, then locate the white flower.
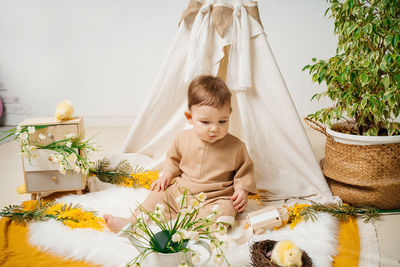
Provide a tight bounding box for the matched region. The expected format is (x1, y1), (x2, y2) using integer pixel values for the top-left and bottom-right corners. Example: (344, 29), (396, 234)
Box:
(19, 132), (28, 140)
(38, 134), (46, 140)
(66, 141), (72, 148)
(191, 253), (200, 264)
(59, 167), (66, 175)
(172, 232), (182, 242)
(16, 125), (22, 132)
(175, 195), (184, 205)
(66, 153), (77, 164)
(155, 203), (164, 211)
(65, 133), (76, 139)
(178, 262), (188, 267)
(214, 254), (224, 265)
(73, 165), (81, 173)
(218, 224), (227, 235)
(27, 145), (37, 151)
(212, 204), (221, 215)
(207, 213), (216, 220)
(196, 192), (207, 202)
(190, 199), (203, 209)
(182, 230), (198, 241)
(27, 126), (35, 134)
(180, 207), (193, 215)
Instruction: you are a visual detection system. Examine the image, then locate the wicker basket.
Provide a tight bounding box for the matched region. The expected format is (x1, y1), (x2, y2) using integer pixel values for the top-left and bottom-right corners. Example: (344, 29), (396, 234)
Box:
(250, 240), (312, 267)
(305, 118), (400, 210)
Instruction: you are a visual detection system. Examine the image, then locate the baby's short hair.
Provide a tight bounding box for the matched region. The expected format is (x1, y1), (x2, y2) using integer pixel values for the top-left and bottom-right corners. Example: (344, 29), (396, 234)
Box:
(187, 75), (232, 110)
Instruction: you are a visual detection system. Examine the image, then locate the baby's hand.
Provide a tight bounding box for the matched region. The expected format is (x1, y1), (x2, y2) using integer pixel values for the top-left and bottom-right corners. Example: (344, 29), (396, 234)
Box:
(150, 172), (174, 191)
(231, 189), (248, 213)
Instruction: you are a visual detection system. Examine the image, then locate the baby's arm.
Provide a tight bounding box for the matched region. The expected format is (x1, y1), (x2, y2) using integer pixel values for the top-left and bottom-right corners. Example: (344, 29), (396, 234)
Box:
(232, 143), (257, 213)
(150, 171), (174, 191)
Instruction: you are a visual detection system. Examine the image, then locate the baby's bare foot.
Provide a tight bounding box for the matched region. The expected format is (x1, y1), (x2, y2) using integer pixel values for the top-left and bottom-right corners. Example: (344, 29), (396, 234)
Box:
(103, 214), (131, 232)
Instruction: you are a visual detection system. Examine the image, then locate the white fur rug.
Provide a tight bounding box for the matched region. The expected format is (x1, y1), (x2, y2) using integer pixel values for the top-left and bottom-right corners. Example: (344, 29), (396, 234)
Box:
(28, 186), (339, 267)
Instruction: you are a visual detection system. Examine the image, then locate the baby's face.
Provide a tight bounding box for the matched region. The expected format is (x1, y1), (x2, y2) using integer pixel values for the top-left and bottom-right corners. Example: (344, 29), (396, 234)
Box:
(187, 104), (231, 143)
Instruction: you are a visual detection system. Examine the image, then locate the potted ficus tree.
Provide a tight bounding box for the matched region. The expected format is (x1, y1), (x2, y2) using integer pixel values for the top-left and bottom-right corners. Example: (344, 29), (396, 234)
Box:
(303, 0), (400, 209)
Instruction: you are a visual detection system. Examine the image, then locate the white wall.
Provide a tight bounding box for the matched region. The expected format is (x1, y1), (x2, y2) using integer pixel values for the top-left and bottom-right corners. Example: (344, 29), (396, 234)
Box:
(0, 0), (336, 126)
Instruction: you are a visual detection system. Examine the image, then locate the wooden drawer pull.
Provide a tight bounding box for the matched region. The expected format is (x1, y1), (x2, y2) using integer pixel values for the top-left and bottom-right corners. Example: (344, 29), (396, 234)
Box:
(51, 176), (58, 182)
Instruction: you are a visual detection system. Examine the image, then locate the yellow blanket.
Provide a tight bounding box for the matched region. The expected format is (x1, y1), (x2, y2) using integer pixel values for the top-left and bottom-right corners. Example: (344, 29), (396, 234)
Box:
(0, 201), (98, 267)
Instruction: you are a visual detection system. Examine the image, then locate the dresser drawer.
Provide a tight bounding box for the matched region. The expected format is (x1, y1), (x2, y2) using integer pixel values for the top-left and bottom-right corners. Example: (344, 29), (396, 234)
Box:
(26, 170), (85, 193)
(28, 124), (78, 146)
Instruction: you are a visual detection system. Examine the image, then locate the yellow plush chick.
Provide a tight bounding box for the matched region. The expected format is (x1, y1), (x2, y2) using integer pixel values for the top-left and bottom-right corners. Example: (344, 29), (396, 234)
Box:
(271, 240), (302, 267)
(17, 183), (26, 194)
(55, 100), (74, 121)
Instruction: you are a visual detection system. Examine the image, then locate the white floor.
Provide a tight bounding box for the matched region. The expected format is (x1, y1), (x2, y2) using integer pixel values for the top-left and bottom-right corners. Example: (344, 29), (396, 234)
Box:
(0, 127), (399, 266)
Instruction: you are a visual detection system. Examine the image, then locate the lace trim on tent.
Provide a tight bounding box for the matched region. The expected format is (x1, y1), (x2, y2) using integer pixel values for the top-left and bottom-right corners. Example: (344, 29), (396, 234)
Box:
(180, 0), (263, 38)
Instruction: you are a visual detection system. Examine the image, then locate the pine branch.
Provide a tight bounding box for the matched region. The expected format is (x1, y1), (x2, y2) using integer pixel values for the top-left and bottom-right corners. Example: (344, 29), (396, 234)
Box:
(90, 158), (140, 184)
(300, 201), (392, 223)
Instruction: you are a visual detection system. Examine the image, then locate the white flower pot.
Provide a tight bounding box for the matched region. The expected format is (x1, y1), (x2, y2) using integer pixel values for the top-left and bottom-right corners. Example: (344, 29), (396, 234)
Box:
(326, 126), (400, 145)
(144, 251), (185, 266)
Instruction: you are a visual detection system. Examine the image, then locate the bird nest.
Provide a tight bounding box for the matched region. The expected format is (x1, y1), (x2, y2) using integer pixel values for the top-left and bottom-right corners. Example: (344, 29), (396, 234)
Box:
(250, 240), (313, 267)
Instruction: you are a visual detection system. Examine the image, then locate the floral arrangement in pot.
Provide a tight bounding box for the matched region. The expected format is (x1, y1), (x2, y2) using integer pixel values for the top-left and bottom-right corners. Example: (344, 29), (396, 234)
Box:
(303, 0), (400, 209)
(124, 190), (230, 267)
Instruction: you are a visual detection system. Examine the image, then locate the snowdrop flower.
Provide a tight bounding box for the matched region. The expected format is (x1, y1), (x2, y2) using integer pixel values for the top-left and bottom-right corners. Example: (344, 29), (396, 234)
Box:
(59, 167), (67, 175)
(139, 213), (149, 223)
(183, 230), (199, 241)
(180, 207), (193, 216)
(66, 141), (72, 148)
(218, 224), (227, 235)
(190, 199), (203, 209)
(73, 165), (81, 173)
(27, 126), (35, 134)
(175, 195), (184, 206)
(214, 254), (224, 265)
(172, 232), (182, 242)
(155, 203), (164, 211)
(38, 134), (46, 140)
(212, 204), (221, 215)
(27, 145), (37, 151)
(191, 253), (200, 264)
(178, 262), (188, 267)
(19, 132), (28, 140)
(196, 192), (207, 202)
(65, 133), (76, 139)
(66, 153), (77, 163)
(207, 212), (216, 220)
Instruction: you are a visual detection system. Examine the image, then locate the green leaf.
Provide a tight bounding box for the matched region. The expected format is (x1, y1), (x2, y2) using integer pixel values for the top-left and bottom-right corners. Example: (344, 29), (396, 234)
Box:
(302, 65), (311, 71)
(392, 36), (399, 48)
(384, 36), (393, 47)
(382, 75), (390, 88)
(360, 72), (369, 85)
(363, 24), (372, 34)
(361, 98), (368, 109)
(312, 57), (317, 63)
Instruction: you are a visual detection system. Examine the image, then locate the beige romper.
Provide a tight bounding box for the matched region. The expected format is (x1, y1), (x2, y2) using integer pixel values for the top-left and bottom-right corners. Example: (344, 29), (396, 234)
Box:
(141, 129), (257, 225)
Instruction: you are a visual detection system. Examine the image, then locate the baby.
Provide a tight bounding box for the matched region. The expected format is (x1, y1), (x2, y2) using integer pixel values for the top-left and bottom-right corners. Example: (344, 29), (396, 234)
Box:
(105, 75), (256, 230)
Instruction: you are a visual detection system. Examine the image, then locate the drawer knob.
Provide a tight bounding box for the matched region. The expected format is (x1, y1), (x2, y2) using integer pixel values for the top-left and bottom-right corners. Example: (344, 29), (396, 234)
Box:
(51, 176), (58, 182)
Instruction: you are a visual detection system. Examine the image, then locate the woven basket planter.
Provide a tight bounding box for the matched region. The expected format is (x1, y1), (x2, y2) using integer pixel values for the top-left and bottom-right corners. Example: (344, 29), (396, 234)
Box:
(305, 118), (400, 210)
(250, 240), (312, 267)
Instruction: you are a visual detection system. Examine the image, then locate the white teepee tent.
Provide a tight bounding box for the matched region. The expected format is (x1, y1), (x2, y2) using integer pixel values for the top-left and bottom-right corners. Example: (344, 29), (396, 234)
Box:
(122, 0), (334, 203)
